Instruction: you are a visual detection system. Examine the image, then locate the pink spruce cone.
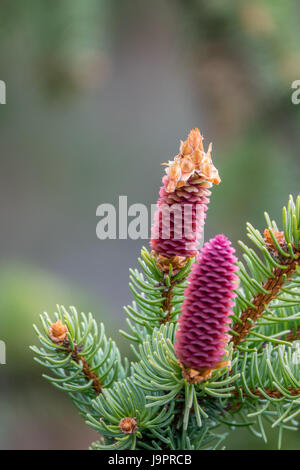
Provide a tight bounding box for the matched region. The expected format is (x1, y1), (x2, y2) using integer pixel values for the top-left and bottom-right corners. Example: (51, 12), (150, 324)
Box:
(150, 129), (220, 259)
(175, 234), (238, 373)
(151, 175), (212, 258)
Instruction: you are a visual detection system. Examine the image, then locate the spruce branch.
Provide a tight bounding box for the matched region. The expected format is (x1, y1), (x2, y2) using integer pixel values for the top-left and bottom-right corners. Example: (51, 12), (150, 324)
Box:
(31, 306), (127, 416)
(47, 317), (103, 393)
(227, 343), (300, 447)
(62, 341), (103, 394)
(30, 129), (300, 450)
(232, 253), (300, 346)
(231, 195), (300, 348)
(87, 377), (175, 450)
(120, 247), (193, 342)
(132, 323), (240, 432)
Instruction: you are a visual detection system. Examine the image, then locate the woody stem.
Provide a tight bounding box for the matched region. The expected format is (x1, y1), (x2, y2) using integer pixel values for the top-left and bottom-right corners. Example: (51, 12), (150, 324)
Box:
(65, 343), (102, 395)
(161, 280), (175, 324)
(231, 254), (300, 347)
(233, 387), (300, 400)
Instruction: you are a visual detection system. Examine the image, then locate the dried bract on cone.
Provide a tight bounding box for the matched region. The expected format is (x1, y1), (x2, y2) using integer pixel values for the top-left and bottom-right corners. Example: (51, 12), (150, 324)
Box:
(151, 129), (220, 261)
(175, 234), (238, 382)
(48, 319), (68, 344)
(163, 128), (220, 192)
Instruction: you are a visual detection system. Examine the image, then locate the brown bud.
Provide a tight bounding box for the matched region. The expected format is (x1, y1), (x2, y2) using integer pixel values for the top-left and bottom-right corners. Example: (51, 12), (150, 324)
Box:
(49, 319), (68, 344)
(264, 229), (285, 247)
(180, 362), (212, 384)
(151, 251), (188, 275)
(119, 417), (137, 434)
(180, 360), (231, 384)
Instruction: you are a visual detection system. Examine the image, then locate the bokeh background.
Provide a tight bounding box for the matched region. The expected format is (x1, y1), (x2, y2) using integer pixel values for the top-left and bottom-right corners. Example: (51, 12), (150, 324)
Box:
(0, 0), (299, 449)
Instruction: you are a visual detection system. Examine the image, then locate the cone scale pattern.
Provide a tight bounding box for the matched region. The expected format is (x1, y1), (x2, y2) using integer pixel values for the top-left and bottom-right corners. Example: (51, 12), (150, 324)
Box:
(175, 234), (238, 372)
(151, 175), (212, 258)
(150, 129), (220, 260)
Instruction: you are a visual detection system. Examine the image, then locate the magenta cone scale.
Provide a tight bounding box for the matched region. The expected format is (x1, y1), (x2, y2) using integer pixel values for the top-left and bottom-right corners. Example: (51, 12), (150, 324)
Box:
(150, 175), (212, 258)
(175, 234), (238, 371)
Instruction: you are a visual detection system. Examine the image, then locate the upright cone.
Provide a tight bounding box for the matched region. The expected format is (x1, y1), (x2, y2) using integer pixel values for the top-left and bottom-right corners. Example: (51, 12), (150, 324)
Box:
(174, 234), (238, 376)
(150, 129), (220, 260)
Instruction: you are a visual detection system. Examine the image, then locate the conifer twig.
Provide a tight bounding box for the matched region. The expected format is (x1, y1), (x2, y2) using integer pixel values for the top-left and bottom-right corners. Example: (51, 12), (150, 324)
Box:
(232, 253), (300, 347)
(233, 387), (300, 400)
(64, 342), (103, 395)
(49, 319), (103, 394)
(285, 327), (300, 342)
(161, 281), (174, 324)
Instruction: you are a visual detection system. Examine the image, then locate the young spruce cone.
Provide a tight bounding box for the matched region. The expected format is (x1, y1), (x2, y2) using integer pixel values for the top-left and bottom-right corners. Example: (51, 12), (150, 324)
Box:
(175, 234), (238, 382)
(151, 129), (220, 260)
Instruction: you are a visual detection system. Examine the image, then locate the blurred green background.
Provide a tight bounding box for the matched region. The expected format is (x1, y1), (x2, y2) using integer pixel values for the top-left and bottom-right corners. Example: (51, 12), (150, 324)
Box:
(0, 0), (299, 449)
